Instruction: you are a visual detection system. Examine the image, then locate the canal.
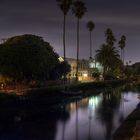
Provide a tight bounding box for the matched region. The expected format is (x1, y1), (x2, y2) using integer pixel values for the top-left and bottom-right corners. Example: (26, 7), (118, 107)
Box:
(0, 85), (139, 140)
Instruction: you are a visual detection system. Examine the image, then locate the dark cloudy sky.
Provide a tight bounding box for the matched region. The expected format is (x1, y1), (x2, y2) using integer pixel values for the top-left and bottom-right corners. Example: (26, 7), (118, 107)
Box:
(0, 0), (140, 64)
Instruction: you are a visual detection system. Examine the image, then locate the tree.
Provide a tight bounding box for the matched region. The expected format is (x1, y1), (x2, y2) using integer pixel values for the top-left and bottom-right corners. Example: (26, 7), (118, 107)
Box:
(87, 21), (95, 59)
(95, 28), (122, 79)
(57, 0), (73, 60)
(96, 28), (121, 77)
(105, 28), (116, 47)
(91, 68), (100, 80)
(0, 34), (60, 82)
(72, 0), (87, 82)
(50, 61), (71, 80)
(118, 35), (126, 64)
(131, 62), (140, 77)
(95, 44), (121, 79)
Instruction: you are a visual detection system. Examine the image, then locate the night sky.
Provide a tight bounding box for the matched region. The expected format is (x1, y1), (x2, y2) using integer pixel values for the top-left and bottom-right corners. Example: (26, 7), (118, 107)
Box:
(0, 0), (140, 64)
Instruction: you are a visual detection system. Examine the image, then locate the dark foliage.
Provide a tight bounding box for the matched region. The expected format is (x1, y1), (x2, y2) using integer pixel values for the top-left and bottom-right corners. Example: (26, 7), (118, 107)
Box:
(0, 34), (69, 82)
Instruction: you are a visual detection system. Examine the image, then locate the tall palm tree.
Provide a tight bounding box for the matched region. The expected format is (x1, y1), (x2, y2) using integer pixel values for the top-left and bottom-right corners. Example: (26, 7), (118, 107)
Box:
(72, 0), (87, 82)
(57, 0), (72, 84)
(57, 0), (73, 60)
(96, 28), (119, 79)
(87, 21), (95, 59)
(105, 28), (116, 47)
(118, 35), (126, 64)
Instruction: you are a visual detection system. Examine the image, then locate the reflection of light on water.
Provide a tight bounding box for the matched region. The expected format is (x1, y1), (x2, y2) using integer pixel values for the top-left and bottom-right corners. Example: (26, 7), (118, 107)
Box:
(69, 103), (76, 112)
(89, 96), (102, 109)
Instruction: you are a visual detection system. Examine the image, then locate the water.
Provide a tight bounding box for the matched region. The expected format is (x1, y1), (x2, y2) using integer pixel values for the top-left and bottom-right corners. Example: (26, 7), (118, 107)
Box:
(0, 85), (139, 140)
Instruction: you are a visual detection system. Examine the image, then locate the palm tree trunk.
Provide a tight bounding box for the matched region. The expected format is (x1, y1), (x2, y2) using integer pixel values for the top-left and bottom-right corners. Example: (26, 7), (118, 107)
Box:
(121, 49), (122, 62)
(63, 15), (66, 60)
(103, 66), (106, 81)
(123, 48), (125, 65)
(90, 31), (92, 59)
(121, 48), (124, 79)
(63, 15), (66, 84)
(120, 49), (123, 75)
(76, 18), (80, 82)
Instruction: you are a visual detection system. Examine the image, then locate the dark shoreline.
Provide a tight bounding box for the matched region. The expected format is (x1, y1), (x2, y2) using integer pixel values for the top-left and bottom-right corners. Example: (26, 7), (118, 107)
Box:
(0, 80), (130, 109)
(113, 102), (140, 140)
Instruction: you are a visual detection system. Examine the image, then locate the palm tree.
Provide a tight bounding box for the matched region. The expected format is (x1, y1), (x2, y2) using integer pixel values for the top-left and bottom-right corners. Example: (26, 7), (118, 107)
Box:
(87, 21), (95, 59)
(57, 0), (72, 84)
(57, 0), (73, 60)
(105, 28), (116, 47)
(118, 35), (126, 64)
(72, 0), (87, 82)
(95, 44), (121, 79)
(96, 28), (120, 79)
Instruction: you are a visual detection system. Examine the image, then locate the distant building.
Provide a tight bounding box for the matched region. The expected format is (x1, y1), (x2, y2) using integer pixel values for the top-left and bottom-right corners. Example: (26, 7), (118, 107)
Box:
(66, 58), (90, 82)
(88, 58), (103, 73)
(58, 57), (103, 82)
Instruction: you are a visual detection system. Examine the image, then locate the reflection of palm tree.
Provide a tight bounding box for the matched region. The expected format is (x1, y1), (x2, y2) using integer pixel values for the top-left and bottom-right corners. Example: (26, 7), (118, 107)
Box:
(88, 108), (92, 140)
(96, 89), (122, 140)
(119, 93), (125, 123)
(75, 101), (79, 140)
(87, 21), (95, 59)
(60, 105), (70, 140)
(62, 120), (65, 140)
(72, 0), (87, 82)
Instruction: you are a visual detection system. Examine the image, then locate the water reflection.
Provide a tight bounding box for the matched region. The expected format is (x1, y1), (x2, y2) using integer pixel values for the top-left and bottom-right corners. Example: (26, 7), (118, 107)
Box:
(55, 86), (139, 140)
(96, 89), (121, 140)
(0, 85), (139, 140)
(0, 106), (70, 140)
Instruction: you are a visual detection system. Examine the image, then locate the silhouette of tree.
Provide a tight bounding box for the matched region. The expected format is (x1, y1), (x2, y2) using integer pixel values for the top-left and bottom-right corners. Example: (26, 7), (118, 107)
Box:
(95, 28), (122, 79)
(105, 28), (116, 47)
(0, 34), (60, 82)
(118, 35), (126, 64)
(50, 61), (71, 80)
(95, 44), (121, 79)
(57, 0), (73, 60)
(57, 0), (72, 84)
(72, 0), (87, 82)
(87, 21), (95, 59)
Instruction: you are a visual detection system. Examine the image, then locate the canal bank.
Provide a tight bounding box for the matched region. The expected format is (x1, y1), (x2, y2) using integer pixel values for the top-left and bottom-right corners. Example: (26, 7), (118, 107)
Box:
(23, 79), (128, 96)
(113, 97), (140, 140)
(0, 80), (130, 111)
(0, 81), (139, 140)
(0, 80), (128, 106)
(0, 81), (138, 140)
(0, 80), (128, 95)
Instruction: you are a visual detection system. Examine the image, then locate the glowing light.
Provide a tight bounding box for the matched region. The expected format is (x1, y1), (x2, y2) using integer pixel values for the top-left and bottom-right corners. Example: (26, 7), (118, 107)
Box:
(83, 73), (88, 77)
(89, 96), (102, 109)
(58, 57), (64, 62)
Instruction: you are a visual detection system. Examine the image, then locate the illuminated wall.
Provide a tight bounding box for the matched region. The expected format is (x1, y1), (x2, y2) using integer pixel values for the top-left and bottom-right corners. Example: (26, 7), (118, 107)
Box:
(58, 57), (103, 82)
(66, 58), (90, 82)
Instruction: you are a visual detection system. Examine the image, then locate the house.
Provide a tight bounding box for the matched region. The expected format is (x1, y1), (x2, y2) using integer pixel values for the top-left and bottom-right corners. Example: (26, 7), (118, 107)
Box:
(59, 57), (103, 82)
(66, 58), (90, 82)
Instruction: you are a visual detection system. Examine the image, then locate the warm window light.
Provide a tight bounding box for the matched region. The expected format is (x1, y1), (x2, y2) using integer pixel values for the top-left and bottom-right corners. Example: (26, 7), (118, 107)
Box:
(83, 73), (88, 77)
(58, 57), (64, 62)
